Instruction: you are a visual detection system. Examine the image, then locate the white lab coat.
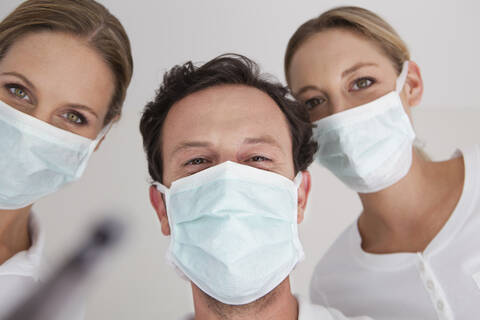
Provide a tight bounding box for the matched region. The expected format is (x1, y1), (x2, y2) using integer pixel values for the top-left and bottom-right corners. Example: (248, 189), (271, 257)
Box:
(0, 212), (44, 318)
(0, 212), (84, 319)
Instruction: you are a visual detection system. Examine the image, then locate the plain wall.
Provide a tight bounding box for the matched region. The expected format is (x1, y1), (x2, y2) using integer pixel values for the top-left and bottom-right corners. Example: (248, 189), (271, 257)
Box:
(1, 0), (479, 319)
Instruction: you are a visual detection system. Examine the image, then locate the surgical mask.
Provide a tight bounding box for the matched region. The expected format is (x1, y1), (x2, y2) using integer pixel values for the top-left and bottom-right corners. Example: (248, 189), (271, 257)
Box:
(154, 161), (304, 305)
(0, 100), (108, 209)
(313, 61), (415, 193)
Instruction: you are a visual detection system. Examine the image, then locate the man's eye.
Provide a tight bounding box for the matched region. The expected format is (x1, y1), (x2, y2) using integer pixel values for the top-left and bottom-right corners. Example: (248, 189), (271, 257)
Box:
(351, 78), (374, 91)
(186, 158), (208, 166)
(6, 84), (30, 102)
(249, 155), (269, 162)
(61, 111), (87, 125)
(304, 97), (326, 110)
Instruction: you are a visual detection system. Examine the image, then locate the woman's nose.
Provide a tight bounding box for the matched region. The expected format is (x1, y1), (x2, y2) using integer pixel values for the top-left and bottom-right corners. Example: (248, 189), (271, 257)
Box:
(30, 106), (51, 124)
(328, 93), (363, 115)
(328, 95), (349, 115)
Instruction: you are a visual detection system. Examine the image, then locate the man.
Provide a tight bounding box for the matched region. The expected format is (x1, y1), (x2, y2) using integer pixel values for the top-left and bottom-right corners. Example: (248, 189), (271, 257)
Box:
(139, 54), (372, 320)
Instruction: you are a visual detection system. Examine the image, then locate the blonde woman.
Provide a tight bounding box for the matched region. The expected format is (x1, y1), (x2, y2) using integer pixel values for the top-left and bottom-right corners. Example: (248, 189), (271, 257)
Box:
(0, 0), (132, 316)
(285, 6), (476, 320)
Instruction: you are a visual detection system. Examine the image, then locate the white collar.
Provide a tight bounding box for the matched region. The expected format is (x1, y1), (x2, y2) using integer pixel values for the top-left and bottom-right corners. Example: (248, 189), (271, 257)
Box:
(0, 211), (44, 280)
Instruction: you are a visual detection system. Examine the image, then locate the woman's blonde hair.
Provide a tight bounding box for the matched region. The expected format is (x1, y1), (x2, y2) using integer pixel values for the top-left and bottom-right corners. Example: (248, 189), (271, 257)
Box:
(284, 6), (410, 83)
(0, 0), (133, 125)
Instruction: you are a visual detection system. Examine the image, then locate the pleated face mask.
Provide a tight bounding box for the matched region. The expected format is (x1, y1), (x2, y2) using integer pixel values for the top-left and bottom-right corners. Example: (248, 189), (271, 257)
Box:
(0, 100), (108, 209)
(313, 61), (416, 193)
(154, 161), (304, 305)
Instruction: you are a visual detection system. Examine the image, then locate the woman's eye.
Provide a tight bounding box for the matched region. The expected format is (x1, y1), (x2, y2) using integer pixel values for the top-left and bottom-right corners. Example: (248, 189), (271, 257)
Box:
(186, 158), (208, 166)
(7, 85), (30, 102)
(304, 97), (326, 111)
(351, 78), (374, 91)
(62, 111), (86, 125)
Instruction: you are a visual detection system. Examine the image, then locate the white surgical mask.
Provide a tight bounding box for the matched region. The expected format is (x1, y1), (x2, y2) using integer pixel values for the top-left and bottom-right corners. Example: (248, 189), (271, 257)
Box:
(313, 61), (415, 193)
(155, 161), (304, 305)
(0, 100), (108, 209)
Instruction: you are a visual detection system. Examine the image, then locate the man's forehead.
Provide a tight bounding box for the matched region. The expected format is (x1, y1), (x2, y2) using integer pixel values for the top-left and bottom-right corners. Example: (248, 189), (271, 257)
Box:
(173, 84), (275, 111)
(163, 85), (288, 132)
(161, 84), (292, 155)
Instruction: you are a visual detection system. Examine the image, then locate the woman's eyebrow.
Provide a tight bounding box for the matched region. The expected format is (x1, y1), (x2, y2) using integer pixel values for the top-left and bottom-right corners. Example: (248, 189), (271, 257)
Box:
(341, 62), (378, 78)
(294, 85), (321, 97)
(0, 71), (36, 91)
(67, 104), (99, 119)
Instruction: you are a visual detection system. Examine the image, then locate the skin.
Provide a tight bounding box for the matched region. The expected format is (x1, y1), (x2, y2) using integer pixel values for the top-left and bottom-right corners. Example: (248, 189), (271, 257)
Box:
(288, 28), (465, 253)
(149, 84), (311, 320)
(0, 31), (115, 264)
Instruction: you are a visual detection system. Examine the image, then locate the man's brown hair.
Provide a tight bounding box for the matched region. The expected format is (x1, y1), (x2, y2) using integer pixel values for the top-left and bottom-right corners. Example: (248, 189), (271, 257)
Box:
(140, 54), (317, 182)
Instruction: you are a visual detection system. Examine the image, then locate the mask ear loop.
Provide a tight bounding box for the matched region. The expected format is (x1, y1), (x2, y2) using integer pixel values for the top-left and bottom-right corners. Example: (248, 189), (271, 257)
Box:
(74, 122), (115, 178)
(90, 122), (113, 151)
(395, 61), (409, 93)
(153, 181), (169, 194)
(293, 171), (303, 188)
(152, 181), (173, 229)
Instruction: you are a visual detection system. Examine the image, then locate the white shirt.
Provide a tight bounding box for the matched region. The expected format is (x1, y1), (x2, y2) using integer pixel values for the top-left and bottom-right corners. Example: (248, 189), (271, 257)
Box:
(0, 212), (44, 318)
(178, 295), (373, 320)
(310, 145), (480, 320)
(0, 212), (85, 319)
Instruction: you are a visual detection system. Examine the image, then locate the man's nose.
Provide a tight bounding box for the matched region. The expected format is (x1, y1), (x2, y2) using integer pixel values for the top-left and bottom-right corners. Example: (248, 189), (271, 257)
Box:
(218, 153), (240, 166)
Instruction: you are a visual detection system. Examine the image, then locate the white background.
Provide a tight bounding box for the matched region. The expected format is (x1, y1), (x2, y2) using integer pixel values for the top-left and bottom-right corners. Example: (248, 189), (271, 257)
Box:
(1, 0), (480, 319)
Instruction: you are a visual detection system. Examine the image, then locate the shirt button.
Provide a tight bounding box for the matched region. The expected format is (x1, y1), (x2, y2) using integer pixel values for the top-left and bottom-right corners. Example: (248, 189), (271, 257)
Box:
(437, 300), (444, 311)
(427, 280), (435, 290)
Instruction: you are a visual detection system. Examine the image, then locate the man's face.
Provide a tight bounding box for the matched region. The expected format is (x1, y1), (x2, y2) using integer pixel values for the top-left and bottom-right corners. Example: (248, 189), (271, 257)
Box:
(149, 83), (310, 237)
(161, 84), (295, 186)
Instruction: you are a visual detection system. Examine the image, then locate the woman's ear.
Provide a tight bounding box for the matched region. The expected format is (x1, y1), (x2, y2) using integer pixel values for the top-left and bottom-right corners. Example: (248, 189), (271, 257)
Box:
(149, 185), (171, 235)
(403, 60), (424, 108)
(297, 171), (311, 224)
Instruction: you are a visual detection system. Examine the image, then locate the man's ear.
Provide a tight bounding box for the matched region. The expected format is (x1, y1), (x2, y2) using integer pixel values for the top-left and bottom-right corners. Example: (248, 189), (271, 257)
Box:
(149, 185), (171, 235)
(297, 171), (311, 224)
(402, 60), (423, 108)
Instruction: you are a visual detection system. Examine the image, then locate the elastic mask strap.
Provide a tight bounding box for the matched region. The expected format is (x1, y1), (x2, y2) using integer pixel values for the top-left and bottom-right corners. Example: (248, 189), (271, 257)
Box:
(293, 172), (303, 188)
(153, 182), (174, 232)
(153, 182), (169, 195)
(74, 122), (115, 179)
(395, 61), (409, 93)
(88, 122), (113, 153)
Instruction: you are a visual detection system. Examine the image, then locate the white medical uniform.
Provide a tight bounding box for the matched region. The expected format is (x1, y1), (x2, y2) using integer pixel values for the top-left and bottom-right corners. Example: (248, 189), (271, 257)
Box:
(178, 295), (373, 319)
(0, 212), (84, 319)
(0, 212), (44, 318)
(311, 145), (480, 320)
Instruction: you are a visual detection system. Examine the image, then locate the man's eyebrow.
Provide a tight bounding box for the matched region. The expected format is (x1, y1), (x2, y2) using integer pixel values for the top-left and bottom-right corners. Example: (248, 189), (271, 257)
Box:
(243, 136), (282, 149)
(1, 71), (36, 91)
(341, 62), (378, 78)
(172, 141), (213, 155)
